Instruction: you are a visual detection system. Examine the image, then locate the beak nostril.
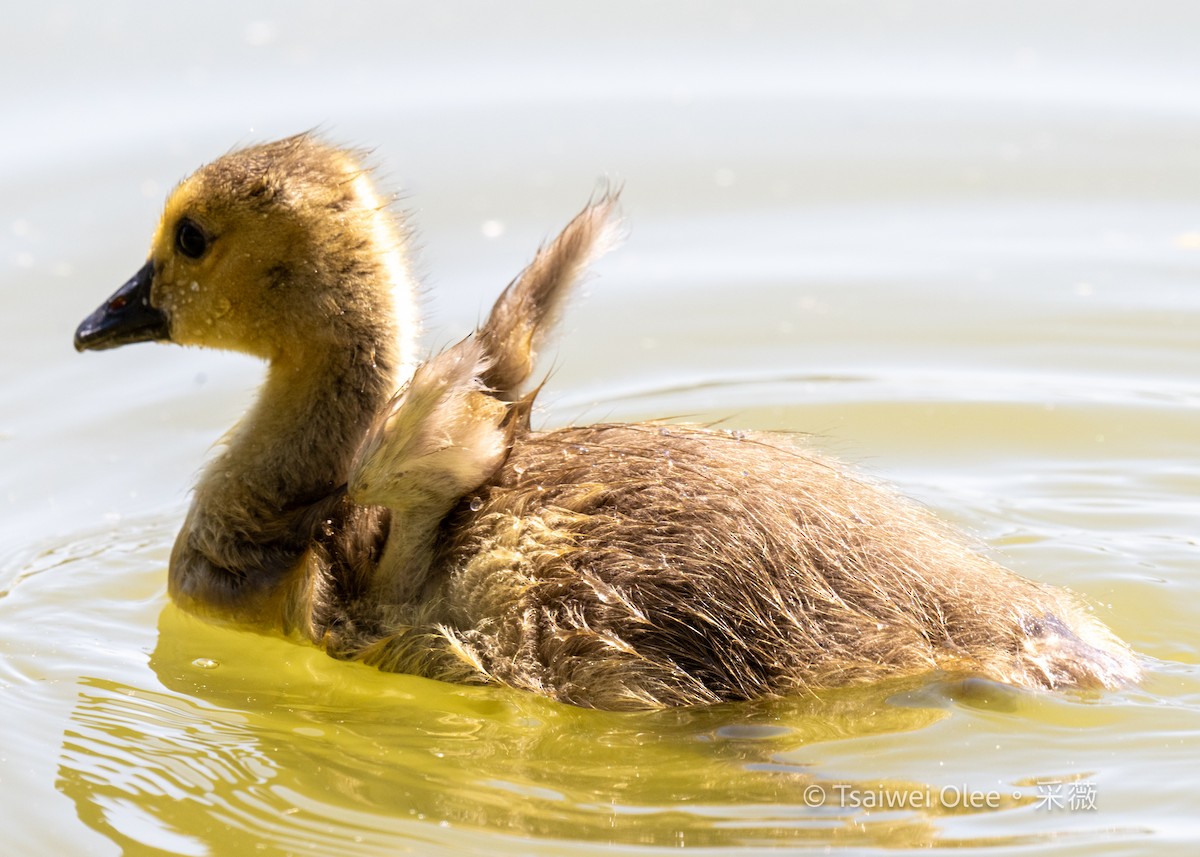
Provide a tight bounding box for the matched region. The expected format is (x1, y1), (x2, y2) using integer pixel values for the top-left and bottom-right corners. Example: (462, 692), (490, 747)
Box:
(109, 295), (128, 311)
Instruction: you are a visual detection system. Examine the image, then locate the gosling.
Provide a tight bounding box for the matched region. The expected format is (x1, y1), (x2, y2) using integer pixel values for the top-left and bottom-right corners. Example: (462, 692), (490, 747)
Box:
(74, 134), (1141, 710)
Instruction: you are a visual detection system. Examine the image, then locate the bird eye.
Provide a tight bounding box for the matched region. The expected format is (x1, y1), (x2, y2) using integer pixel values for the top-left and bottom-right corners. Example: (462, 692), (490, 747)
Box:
(175, 218), (209, 259)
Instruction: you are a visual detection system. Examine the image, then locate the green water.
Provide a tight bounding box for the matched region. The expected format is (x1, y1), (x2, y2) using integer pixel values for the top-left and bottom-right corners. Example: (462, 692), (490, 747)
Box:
(2, 3), (1198, 854)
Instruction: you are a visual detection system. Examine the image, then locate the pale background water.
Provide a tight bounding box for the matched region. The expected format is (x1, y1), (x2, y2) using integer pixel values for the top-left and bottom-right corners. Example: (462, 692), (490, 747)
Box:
(1, 2), (1198, 855)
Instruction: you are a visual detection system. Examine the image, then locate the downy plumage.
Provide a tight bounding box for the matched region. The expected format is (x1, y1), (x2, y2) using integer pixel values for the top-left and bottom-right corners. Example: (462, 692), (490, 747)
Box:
(74, 134), (1141, 709)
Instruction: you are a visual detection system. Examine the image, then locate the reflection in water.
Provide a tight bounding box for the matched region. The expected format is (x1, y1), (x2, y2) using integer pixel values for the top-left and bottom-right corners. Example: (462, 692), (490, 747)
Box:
(58, 682), (273, 855)
(50, 601), (1088, 853)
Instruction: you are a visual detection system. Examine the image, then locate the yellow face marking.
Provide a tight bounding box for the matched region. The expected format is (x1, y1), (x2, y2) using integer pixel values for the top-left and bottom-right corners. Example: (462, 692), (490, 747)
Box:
(145, 170), (302, 359)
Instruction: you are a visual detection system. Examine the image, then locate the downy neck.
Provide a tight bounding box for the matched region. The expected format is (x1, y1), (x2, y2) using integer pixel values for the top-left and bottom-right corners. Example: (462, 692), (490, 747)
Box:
(169, 328), (404, 626)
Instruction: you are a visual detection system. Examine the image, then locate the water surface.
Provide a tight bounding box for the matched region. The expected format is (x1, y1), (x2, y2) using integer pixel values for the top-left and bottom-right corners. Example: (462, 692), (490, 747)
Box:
(2, 3), (1198, 855)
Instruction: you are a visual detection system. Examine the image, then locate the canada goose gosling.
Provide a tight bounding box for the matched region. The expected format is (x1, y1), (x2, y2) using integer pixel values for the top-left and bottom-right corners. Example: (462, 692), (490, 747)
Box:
(75, 134), (1141, 710)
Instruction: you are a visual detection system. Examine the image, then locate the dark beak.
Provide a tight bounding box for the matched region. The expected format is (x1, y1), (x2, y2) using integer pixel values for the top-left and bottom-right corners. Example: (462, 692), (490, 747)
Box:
(74, 260), (169, 352)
